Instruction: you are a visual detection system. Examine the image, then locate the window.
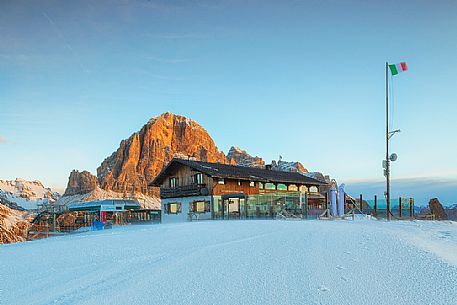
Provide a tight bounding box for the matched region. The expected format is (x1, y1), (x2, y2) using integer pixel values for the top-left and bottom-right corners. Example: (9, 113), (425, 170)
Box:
(237, 180), (241, 186)
(165, 202), (182, 214)
(190, 201), (210, 213)
(309, 186), (319, 193)
(259, 182), (264, 189)
(277, 183), (287, 191)
(193, 173), (203, 184)
(228, 199), (240, 212)
(265, 183), (276, 190)
(299, 185), (308, 192)
(169, 177), (178, 188)
(288, 184), (298, 191)
(218, 178), (225, 184)
(249, 181), (255, 187)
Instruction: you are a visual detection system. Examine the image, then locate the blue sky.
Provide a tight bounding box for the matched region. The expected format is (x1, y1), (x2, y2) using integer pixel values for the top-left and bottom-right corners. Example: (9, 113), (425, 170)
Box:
(1, 0), (456, 204)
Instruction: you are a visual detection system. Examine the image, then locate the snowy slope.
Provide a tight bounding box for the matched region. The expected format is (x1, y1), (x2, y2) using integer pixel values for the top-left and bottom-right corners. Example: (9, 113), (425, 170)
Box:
(0, 178), (60, 210)
(56, 186), (160, 210)
(2, 220), (457, 305)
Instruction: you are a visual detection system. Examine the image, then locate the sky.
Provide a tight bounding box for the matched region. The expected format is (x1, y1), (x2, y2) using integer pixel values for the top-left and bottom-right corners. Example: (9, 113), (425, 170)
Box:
(0, 0), (456, 204)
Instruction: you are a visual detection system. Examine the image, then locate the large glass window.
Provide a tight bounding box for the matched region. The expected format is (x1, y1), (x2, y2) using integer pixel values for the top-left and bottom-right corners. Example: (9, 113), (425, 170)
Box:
(265, 183), (276, 190)
(166, 202), (181, 214)
(193, 173), (203, 184)
(191, 201), (210, 213)
(309, 186), (319, 193)
(277, 183), (287, 190)
(169, 177), (178, 188)
(228, 199), (240, 212)
(218, 178), (225, 184)
(288, 184), (298, 191)
(249, 181), (255, 187)
(259, 182), (264, 189)
(299, 185), (308, 192)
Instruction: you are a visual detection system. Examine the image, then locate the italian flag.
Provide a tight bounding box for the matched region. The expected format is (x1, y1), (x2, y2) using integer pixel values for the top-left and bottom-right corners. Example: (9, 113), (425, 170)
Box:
(389, 62), (407, 75)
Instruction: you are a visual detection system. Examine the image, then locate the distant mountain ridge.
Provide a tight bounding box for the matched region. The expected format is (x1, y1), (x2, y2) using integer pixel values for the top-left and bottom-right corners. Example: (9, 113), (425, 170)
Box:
(0, 178), (60, 210)
(226, 146), (265, 168)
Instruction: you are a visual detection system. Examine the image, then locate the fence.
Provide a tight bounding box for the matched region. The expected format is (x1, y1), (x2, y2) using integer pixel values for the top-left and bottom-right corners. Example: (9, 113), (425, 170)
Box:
(361, 195), (415, 219)
(27, 209), (161, 241)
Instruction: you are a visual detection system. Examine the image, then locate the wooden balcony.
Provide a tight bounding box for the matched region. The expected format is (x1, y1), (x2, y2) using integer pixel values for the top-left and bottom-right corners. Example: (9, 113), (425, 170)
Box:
(160, 184), (209, 199)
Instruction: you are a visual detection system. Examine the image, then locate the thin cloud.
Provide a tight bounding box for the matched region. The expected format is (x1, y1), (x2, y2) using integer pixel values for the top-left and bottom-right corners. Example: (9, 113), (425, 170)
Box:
(41, 11), (89, 73)
(144, 55), (190, 64)
(146, 32), (206, 39)
(135, 69), (185, 81)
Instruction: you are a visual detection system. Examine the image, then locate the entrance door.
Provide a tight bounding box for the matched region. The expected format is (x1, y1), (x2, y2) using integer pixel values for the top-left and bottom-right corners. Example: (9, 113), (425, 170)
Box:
(221, 195), (247, 219)
(228, 198), (240, 219)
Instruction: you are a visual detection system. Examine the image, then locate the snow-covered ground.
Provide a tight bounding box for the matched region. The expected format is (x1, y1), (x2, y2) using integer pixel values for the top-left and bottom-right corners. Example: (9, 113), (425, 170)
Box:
(2, 220), (457, 305)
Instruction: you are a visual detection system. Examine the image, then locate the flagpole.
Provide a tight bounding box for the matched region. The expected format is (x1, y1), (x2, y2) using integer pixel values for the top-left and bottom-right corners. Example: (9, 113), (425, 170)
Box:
(385, 62), (391, 220)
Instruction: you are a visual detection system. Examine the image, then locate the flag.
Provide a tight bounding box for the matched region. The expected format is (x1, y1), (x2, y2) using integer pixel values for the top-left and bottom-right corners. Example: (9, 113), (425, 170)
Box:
(389, 62), (407, 75)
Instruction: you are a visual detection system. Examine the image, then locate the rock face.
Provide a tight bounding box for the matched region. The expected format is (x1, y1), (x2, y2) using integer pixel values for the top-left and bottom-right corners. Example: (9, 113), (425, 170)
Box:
(0, 203), (29, 244)
(63, 170), (98, 196)
(429, 198), (448, 220)
(226, 146), (265, 168)
(0, 179), (60, 210)
(271, 160), (308, 173)
(97, 112), (227, 196)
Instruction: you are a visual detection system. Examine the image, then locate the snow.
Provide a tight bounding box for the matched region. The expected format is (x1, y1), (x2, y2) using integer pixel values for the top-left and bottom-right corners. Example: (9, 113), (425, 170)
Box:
(2, 220), (457, 305)
(0, 178), (60, 210)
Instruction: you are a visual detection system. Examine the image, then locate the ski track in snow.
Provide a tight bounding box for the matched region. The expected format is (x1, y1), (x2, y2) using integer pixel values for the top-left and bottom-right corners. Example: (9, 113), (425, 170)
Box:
(2, 220), (457, 305)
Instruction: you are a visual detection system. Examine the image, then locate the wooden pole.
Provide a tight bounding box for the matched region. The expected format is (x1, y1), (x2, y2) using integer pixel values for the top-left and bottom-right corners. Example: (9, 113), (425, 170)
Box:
(399, 197), (402, 219)
(359, 194), (363, 212)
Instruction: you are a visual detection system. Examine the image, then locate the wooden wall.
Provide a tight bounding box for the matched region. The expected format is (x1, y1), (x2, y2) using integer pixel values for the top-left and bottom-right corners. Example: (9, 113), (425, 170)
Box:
(159, 164), (211, 188)
(212, 179), (260, 196)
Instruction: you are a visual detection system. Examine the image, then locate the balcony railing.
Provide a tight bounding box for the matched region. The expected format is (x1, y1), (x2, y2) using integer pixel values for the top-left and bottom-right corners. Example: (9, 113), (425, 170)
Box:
(160, 184), (208, 199)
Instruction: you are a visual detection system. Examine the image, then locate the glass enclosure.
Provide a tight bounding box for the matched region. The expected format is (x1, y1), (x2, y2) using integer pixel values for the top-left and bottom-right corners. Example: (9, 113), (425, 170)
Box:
(212, 192), (309, 220)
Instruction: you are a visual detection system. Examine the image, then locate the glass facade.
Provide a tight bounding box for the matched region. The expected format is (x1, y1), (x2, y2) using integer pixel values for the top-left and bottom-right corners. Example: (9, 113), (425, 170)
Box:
(212, 192), (308, 220)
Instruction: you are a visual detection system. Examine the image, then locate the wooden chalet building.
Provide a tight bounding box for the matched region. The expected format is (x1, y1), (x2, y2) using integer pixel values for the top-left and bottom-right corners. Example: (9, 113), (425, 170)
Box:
(150, 158), (328, 222)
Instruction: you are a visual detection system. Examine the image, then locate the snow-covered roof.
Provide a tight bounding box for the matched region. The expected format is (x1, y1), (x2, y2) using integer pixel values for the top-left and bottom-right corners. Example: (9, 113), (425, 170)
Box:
(68, 199), (141, 211)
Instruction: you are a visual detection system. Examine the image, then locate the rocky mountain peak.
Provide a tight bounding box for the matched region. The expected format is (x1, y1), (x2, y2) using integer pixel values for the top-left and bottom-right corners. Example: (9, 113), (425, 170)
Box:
(270, 160), (308, 173)
(226, 146), (265, 168)
(63, 170), (98, 196)
(96, 112), (227, 196)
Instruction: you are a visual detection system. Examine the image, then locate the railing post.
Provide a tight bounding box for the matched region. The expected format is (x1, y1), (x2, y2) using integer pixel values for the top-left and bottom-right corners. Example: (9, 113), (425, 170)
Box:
(409, 198), (413, 219)
(359, 194), (363, 212)
(399, 197), (402, 219)
(374, 195), (378, 218)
